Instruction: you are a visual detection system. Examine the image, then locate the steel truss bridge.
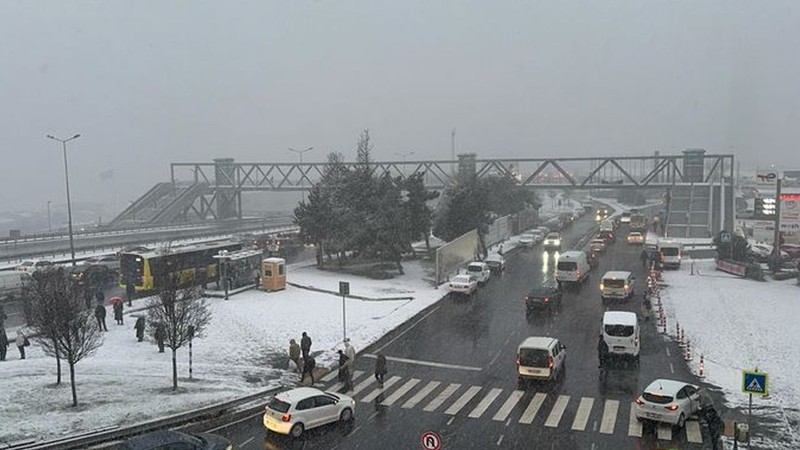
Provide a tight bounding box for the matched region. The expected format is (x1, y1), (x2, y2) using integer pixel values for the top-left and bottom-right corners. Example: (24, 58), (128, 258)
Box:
(111, 152), (734, 237)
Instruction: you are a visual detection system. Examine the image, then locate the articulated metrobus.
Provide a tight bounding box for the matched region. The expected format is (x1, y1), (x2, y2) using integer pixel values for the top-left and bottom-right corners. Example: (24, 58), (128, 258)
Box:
(120, 239), (243, 291)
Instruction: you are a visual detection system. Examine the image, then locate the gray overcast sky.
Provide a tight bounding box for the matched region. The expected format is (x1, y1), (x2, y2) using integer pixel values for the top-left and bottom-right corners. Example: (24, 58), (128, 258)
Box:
(2, 1), (799, 212)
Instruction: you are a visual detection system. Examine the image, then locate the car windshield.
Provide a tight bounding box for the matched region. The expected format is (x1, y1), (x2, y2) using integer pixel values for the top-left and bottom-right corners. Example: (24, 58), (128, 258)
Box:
(267, 397), (291, 413)
(467, 265), (482, 272)
(557, 261), (576, 271)
(519, 348), (549, 367)
(604, 279), (625, 288)
(661, 247), (680, 256)
(604, 324), (634, 337)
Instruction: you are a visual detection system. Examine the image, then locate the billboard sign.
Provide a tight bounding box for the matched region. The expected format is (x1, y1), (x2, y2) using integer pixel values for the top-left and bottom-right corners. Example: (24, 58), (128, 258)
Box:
(780, 193), (800, 232)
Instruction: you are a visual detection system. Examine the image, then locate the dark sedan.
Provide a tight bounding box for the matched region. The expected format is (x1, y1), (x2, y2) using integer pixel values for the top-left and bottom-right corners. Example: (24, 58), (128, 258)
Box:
(120, 430), (231, 450)
(525, 286), (562, 313)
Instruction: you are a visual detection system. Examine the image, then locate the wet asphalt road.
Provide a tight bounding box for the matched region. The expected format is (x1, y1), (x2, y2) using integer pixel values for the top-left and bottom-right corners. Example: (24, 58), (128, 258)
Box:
(202, 215), (719, 450)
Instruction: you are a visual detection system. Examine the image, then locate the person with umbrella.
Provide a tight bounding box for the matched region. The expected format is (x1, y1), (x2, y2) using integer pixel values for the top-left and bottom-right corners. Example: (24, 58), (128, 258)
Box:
(110, 297), (124, 325)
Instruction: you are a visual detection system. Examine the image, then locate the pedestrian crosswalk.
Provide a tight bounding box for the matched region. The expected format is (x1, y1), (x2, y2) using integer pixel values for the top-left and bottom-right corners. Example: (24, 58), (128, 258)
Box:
(322, 371), (707, 443)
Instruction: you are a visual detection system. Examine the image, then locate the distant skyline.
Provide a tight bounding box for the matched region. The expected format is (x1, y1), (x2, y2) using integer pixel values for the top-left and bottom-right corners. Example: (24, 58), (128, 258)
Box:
(3, 1), (799, 212)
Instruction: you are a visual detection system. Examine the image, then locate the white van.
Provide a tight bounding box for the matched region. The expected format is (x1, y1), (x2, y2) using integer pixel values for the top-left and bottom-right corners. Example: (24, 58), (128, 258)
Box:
(516, 336), (567, 383)
(556, 251), (591, 288)
(602, 311), (640, 364)
(600, 271), (635, 303)
(599, 219), (615, 232)
(657, 239), (683, 269)
(466, 261), (491, 285)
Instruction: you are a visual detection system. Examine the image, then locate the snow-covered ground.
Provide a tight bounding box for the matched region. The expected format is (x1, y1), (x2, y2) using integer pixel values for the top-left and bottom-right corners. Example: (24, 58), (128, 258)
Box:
(660, 259), (799, 449)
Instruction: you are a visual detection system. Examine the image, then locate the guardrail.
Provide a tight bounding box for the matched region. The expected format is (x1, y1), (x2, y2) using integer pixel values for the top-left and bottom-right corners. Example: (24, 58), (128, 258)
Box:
(5, 387), (280, 450)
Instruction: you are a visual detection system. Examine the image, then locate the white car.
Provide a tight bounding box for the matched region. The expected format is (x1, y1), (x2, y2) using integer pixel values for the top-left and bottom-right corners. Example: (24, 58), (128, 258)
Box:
(447, 274), (478, 296)
(16, 259), (54, 274)
(263, 387), (355, 438)
(634, 379), (702, 428)
(467, 261), (491, 285)
(485, 254), (506, 274)
(620, 211), (632, 223)
(519, 234), (536, 248)
(543, 232), (562, 250)
(626, 232), (644, 244)
(590, 238), (606, 253)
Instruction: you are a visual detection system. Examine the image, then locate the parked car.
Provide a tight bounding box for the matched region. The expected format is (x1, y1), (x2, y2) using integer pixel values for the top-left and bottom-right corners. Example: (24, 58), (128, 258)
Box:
(263, 387), (356, 438)
(590, 238), (607, 253)
(485, 254), (506, 274)
(447, 274), (478, 297)
(749, 244), (789, 262)
(466, 261), (491, 285)
(780, 244), (800, 259)
(519, 233), (536, 248)
(626, 232), (644, 244)
(543, 232), (562, 251)
(524, 285), (562, 313)
(16, 259), (54, 274)
(634, 379), (702, 429)
(121, 430), (231, 450)
(83, 253), (120, 272)
(69, 264), (114, 288)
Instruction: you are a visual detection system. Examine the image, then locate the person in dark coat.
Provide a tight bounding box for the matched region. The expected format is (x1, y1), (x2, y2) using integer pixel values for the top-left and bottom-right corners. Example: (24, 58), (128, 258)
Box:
(154, 322), (167, 353)
(113, 301), (124, 325)
(374, 353), (388, 388)
(0, 328), (8, 361)
(300, 332), (312, 360)
(0, 305), (6, 328)
(597, 334), (609, 370)
(288, 339), (301, 373)
(83, 288), (93, 311)
(125, 277), (136, 307)
(640, 249), (649, 268)
(301, 355), (316, 385)
(134, 316), (146, 342)
(94, 303), (108, 331)
(337, 350), (351, 391)
(95, 290), (105, 307)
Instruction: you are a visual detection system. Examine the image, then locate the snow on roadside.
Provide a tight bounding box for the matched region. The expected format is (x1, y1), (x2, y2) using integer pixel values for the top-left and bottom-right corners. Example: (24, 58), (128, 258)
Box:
(0, 259), (447, 443)
(659, 259), (800, 448)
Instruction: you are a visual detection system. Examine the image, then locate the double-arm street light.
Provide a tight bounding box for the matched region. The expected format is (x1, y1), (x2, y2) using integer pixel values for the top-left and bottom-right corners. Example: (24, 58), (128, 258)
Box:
(289, 146), (313, 202)
(46, 133), (81, 267)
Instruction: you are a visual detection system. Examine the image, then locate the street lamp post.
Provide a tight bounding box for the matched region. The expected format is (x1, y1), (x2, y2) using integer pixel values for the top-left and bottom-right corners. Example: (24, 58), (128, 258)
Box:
(289, 146), (313, 202)
(47, 200), (52, 233)
(394, 151), (415, 163)
(46, 133), (81, 267)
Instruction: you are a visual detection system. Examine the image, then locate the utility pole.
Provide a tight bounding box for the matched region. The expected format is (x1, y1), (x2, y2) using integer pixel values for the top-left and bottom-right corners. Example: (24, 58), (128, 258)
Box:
(47, 200), (52, 233)
(451, 128), (456, 176)
(46, 134), (81, 266)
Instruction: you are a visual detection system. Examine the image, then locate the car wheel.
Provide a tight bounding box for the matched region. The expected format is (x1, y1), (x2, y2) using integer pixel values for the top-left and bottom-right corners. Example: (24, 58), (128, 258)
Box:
(676, 413), (686, 429)
(340, 407), (353, 422)
(290, 423), (304, 438)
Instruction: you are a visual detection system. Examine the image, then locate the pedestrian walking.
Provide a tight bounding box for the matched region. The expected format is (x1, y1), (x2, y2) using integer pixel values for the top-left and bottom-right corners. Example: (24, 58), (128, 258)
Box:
(337, 350), (351, 391)
(134, 316), (146, 342)
(125, 276), (136, 307)
(288, 339), (301, 373)
(0, 328), (8, 361)
(95, 289), (105, 306)
(640, 249), (649, 268)
(154, 322), (167, 353)
(112, 298), (124, 325)
(374, 352), (387, 388)
(83, 287), (93, 311)
(300, 355), (316, 385)
(642, 294), (652, 321)
(300, 331), (312, 360)
(344, 338), (356, 388)
(16, 328), (28, 360)
(597, 334), (609, 370)
(94, 303), (108, 332)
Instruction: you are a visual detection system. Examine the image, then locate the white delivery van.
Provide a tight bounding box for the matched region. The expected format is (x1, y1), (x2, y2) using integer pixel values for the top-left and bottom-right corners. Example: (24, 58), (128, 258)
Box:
(602, 311), (640, 365)
(516, 336), (567, 384)
(657, 239), (683, 269)
(466, 261), (491, 285)
(556, 251), (591, 288)
(600, 271), (635, 303)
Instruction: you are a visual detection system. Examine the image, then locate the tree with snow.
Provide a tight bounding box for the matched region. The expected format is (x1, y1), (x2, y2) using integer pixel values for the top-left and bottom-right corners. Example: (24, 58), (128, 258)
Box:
(403, 172), (439, 252)
(26, 268), (104, 407)
(146, 274), (211, 390)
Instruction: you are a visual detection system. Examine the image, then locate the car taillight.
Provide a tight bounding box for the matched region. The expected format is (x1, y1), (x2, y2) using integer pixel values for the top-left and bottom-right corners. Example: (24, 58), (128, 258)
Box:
(281, 413), (292, 422)
(547, 356), (554, 368)
(544, 297), (550, 303)
(635, 397), (645, 406)
(665, 404), (679, 411)
(516, 356), (521, 366)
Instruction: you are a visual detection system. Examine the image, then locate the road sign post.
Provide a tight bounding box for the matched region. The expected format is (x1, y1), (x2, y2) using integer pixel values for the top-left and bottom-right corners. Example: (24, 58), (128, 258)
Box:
(742, 369), (769, 449)
(720, 231), (732, 260)
(339, 281), (350, 342)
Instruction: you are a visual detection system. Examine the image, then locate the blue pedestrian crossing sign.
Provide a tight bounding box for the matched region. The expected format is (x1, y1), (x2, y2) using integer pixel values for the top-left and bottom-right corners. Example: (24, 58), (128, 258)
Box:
(742, 370), (769, 396)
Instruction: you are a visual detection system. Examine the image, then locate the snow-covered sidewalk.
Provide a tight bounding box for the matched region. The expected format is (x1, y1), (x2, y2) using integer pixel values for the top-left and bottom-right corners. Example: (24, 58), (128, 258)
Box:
(659, 259), (800, 449)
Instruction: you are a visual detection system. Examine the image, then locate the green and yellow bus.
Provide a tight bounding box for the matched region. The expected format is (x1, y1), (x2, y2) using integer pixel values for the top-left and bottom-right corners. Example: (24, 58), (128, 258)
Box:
(120, 239), (242, 292)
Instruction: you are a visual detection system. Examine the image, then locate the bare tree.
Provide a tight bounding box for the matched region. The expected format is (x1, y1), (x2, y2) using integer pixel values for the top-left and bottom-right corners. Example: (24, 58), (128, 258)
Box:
(27, 268), (104, 406)
(146, 274), (211, 390)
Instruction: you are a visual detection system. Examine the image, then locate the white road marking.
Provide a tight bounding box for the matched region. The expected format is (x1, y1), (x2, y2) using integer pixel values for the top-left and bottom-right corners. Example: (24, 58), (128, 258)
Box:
(571, 397), (595, 431)
(599, 399), (619, 434)
(321, 368), (339, 383)
(496, 434), (504, 446)
(627, 402), (642, 437)
(657, 423), (672, 440)
(489, 350), (503, 366)
(593, 420), (598, 431)
(685, 420), (703, 443)
(493, 390), (524, 421)
(447, 417), (455, 425)
(373, 305), (441, 354)
(445, 386), (482, 415)
(327, 370), (365, 392)
(351, 374), (377, 396)
(360, 376), (400, 403)
(519, 393), (546, 424)
(423, 383), (461, 412)
(402, 380), (440, 409)
(207, 410), (262, 432)
(381, 378), (420, 406)
(544, 395), (570, 428)
(361, 354), (482, 372)
(669, 362), (675, 374)
(239, 436), (254, 447)
(666, 347), (671, 357)
(468, 388), (503, 418)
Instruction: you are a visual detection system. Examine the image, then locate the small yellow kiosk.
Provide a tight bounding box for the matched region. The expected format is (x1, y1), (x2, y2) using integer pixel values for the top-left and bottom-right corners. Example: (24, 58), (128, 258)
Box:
(261, 257), (286, 291)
